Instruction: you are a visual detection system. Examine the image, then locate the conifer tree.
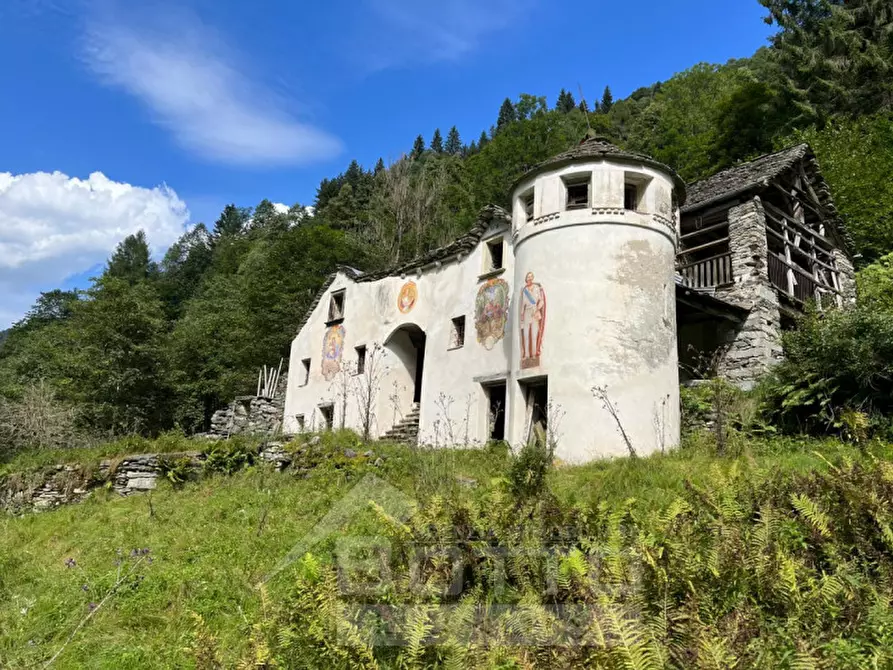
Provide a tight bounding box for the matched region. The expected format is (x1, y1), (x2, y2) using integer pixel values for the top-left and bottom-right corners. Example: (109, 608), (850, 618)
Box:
(496, 98), (517, 133)
(411, 134), (425, 159)
(479, 130), (490, 149)
(578, 99), (590, 113)
(213, 204), (249, 239)
(601, 86), (614, 111)
(106, 231), (154, 285)
(374, 157), (385, 175)
(445, 126), (462, 155)
(557, 88), (576, 113)
(430, 128), (444, 153)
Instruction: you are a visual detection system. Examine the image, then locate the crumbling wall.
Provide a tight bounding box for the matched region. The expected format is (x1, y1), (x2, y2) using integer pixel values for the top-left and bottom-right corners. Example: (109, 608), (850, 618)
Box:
(714, 198), (784, 389)
(209, 376), (287, 437)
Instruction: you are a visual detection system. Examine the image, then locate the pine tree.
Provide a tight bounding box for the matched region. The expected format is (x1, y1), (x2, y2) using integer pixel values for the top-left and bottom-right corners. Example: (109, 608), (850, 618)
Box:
(601, 86), (614, 111)
(430, 128), (444, 153)
(445, 126), (462, 155)
(556, 88), (576, 113)
(374, 157), (385, 175)
(578, 99), (590, 113)
(213, 204), (249, 239)
(479, 130), (490, 149)
(496, 98), (517, 133)
(411, 134), (425, 159)
(106, 230), (154, 284)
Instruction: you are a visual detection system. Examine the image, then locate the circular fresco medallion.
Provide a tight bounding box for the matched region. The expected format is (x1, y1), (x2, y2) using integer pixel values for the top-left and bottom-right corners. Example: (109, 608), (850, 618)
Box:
(397, 281), (418, 314)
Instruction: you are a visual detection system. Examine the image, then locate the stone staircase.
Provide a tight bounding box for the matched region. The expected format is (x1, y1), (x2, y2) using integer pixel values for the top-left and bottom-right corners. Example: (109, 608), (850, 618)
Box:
(381, 404), (420, 444)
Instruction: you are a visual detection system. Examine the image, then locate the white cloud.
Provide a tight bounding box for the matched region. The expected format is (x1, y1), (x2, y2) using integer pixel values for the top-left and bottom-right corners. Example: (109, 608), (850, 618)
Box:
(0, 170), (189, 326)
(82, 10), (342, 166)
(361, 0), (530, 66)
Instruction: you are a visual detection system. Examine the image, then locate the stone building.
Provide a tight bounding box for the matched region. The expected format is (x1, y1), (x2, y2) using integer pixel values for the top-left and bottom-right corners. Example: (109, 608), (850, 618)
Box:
(282, 138), (853, 462)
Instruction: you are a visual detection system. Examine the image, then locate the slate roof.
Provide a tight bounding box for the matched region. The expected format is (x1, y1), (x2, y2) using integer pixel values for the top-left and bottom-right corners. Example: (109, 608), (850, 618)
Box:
(683, 144), (810, 213)
(515, 136), (688, 201)
(293, 205), (511, 336)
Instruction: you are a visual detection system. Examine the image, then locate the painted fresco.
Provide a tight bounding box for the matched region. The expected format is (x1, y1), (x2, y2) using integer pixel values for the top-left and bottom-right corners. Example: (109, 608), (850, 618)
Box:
(321, 324), (345, 381)
(519, 271), (546, 369)
(475, 278), (510, 350)
(397, 281), (418, 314)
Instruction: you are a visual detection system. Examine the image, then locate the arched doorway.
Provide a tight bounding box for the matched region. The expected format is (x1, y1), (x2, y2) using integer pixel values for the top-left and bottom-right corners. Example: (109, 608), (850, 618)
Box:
(384, 323), (427, 411)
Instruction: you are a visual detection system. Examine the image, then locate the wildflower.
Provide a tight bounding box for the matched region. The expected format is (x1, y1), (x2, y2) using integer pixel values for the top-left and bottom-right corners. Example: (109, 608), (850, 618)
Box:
(81, 584), (89, 592)
(141, 548), (151, 556)
(88, 602), (97, 612)
(64, 558), (76, 569)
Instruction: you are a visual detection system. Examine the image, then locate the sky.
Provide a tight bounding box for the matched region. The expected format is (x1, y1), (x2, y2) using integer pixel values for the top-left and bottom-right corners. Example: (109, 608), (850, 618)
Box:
(0, 0), (774, 328)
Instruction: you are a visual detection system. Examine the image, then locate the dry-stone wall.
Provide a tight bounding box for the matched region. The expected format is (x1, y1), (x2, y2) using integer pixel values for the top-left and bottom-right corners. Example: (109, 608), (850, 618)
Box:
(208, 376), (287, 437)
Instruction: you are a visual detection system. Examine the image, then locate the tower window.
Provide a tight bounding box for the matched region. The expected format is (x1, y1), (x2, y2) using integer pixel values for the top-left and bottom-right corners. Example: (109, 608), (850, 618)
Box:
(624, 184), (640, 211)
(484, 237), (504, 272)
(564, 176), (590, 210)
(301, 358), (311, 386)
(522, 191), (535, 222)
(295, 414), (305, 431)
(328, 290), (345, 322)
(450, 316), (466, 349)
(355, 345), (367, 375)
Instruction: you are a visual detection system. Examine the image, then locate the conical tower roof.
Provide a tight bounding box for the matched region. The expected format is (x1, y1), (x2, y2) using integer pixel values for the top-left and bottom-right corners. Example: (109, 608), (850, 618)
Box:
(515, 135), (687, 203)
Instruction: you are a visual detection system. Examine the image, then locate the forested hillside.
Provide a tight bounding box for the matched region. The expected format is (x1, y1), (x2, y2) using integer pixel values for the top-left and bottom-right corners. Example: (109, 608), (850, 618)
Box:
(1, 0), (892, 439)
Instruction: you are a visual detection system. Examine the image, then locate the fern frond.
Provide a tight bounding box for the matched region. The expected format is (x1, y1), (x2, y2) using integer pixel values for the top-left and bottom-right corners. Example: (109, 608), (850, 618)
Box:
(790, 493), (831, 537)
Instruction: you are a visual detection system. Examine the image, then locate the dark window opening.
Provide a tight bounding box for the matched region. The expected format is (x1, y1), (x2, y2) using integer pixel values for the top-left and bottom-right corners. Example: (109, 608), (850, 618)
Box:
(450, 316), (466, 349)
(301, 358), (311, 385)
(519, 378), (548, 444)
(319, 404), (334, 431)
(485, 383), (507, 441)
(566, 181), (589, 210)
(523, 192), (535, 222)
(328, 290), (345, 322)
(624, 184), (640, 211)
(355, 345), (367, 374)
(296, 414), (305, 431)
(485, 238), (504, 271)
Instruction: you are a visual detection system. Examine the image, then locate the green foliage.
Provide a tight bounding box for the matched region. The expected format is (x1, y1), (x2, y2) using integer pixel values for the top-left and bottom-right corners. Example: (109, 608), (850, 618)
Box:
(786, 114), (893, 261)
(508, 423), (553, 499)
(157, 454), (196, 486)
(202, 438), (258, 475)
(430, 128), (443, 153)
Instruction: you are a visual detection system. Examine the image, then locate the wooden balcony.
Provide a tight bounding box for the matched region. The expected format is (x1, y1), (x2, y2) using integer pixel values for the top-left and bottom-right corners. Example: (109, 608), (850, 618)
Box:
(678, 252), (733, 289)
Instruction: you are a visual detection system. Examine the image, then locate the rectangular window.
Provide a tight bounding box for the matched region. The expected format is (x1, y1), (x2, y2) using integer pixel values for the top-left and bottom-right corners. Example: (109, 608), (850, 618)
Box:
(450, 316), (466, 349)
(485, 237), (504, 272)
(355, 345), (367, 375)
(328, 290), (345, 322)
(624, 184), (640, 211)
(565, 177), (590, 210)
(523, 191), (535, 222)
(301, 358), (311, 386)
(295, 414), (305, 431)
(319, 404), (334, 431)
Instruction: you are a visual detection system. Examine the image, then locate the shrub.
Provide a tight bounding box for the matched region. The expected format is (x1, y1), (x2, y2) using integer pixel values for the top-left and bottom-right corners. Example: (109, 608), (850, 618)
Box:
(508, 423), (554, 499)
(202, 439), (257, 475)
(0, 380), (83, 453)
(761, 306), (893, 436)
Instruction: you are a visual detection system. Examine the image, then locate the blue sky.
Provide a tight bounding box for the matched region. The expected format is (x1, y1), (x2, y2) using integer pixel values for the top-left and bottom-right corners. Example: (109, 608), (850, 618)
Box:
(0, 0), (773, 327)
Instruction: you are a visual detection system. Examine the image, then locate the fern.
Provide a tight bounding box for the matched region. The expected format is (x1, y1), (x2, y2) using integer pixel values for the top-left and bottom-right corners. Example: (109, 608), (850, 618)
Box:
(790, 493), (832, 537)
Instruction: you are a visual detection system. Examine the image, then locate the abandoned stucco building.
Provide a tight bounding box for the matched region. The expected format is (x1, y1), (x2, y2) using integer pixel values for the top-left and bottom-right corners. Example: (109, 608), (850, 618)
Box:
(282, 138), (854, 463)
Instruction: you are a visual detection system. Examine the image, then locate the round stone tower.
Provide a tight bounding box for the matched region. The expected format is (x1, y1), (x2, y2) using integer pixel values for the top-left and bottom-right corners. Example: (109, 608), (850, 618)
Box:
(508, 136), (685, 462)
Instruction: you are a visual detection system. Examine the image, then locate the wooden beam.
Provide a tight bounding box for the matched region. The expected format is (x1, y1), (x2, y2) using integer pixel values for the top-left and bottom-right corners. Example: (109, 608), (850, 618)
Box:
(680, 220), (729, 241)
(763, 202), (835, 249)
(677, 250), (732, 270)
(770, 252), (841, 296)
(676, 236), (730, 256)
(765, 227), (837, 273)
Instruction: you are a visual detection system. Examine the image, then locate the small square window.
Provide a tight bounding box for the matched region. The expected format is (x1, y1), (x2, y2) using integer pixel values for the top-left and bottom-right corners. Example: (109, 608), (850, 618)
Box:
(522, 191), (534, 222)
(565, 178), (590, 210)
(319, 404), (334, 430)
(295, 414), (305, 431)
(624, 184), (640, 211)
(301, 358), (311, 385)
(328, 290), (345, 322)
(450, 316), (466, 349)
(355, 345), (367, 375)
(484, 238), (504, 272)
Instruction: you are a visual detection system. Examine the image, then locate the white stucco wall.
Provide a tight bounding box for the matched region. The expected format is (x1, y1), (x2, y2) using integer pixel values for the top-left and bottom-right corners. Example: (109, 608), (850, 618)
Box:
(284, 156), (682, 463)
